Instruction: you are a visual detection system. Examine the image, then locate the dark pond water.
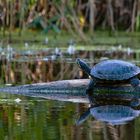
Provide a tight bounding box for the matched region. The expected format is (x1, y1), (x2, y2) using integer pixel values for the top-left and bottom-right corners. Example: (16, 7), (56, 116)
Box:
(0, 93), (140, 140)
(0, 47), (140, 140)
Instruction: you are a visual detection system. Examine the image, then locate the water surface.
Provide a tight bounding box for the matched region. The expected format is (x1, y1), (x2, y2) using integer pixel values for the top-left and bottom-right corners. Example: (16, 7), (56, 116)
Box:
(0, 46), (140, 140)
(0, 93), (140, 140)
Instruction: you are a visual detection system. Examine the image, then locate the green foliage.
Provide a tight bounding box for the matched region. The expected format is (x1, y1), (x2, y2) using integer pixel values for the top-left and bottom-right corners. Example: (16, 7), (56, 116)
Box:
(136, 15), (140, 31)
(29, 0), (37, 5)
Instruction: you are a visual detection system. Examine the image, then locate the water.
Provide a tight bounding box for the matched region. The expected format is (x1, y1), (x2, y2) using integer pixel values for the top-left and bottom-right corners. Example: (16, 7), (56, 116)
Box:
(0, 47), (140, 139)
(0, 93), (140, 140)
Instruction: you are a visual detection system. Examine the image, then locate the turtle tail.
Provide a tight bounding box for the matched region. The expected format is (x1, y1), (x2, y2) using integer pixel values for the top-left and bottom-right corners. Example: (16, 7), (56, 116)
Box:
(76, 58), (91, 75)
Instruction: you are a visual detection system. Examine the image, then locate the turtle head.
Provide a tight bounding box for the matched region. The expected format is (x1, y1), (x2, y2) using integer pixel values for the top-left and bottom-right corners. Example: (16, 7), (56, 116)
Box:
(76, 58), (91, 75)
(76, 108), (90, 125)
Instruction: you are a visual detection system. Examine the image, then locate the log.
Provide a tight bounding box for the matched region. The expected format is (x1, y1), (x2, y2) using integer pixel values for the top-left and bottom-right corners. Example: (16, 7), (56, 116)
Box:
(0, 79), (140, 103)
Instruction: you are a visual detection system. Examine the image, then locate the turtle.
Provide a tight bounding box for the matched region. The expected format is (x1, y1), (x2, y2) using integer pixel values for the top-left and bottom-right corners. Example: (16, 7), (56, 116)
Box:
(76, 59), (140, 106)
(76, 105), (140, 125)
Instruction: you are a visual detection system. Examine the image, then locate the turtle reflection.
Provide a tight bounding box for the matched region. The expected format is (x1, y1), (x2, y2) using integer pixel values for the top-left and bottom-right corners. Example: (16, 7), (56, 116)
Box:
(77, 105), (140, 125)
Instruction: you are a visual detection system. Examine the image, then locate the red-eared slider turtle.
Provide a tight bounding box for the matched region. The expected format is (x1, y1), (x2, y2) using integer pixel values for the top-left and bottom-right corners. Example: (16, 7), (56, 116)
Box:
(76, 59), (140, 106)
(76, 105), (140, 125)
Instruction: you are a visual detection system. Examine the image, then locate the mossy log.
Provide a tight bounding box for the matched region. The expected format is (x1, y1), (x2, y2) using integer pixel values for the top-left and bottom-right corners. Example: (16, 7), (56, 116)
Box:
(0, 79), (140, 103)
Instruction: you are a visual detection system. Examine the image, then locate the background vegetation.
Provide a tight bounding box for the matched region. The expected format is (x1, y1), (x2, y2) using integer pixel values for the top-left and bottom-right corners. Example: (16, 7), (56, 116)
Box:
(0, 0), (140, 45)
(0, 2), (140, 140)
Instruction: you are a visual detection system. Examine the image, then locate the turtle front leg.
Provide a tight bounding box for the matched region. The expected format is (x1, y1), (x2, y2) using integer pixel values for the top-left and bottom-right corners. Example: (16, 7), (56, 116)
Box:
(130, 77), (140, 87)
(130, 77), (140, 107)
(86, 78), (97, 105)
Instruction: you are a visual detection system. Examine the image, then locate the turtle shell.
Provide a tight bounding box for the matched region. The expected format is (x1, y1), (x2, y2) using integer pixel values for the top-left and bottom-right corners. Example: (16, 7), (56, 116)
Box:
(90, 105), (140, 125)
(91, 60), (140, 80)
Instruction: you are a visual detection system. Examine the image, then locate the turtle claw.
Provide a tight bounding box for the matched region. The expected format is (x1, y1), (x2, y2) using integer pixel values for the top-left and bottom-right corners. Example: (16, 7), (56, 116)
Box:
(130, 98), (140, 107)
